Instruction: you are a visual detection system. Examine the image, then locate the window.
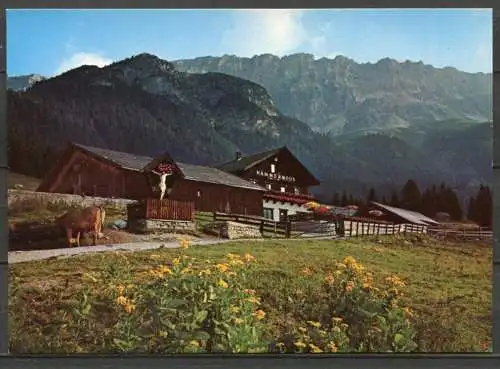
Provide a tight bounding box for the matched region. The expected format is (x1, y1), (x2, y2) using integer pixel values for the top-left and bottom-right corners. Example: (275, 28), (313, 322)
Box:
(263, 208), (274, 220)
(294, 187), (300, 195)
(196, 190), (201, 197)
(266, 183), (272, 190)
(280, 186), (286, 193)
(279, 209), (288, 222)
(270, 164), (276, 173)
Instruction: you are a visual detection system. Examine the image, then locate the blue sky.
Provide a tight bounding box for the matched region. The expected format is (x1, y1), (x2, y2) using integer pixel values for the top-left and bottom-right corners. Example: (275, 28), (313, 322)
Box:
(7, 8), (492, 76)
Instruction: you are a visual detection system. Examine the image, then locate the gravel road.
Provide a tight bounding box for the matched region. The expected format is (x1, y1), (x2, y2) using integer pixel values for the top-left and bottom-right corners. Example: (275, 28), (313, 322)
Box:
(8, 238), (236, 264)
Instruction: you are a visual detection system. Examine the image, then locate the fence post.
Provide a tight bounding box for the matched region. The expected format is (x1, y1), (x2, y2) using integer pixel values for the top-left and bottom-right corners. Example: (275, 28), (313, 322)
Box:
(285, 221), (291, 238)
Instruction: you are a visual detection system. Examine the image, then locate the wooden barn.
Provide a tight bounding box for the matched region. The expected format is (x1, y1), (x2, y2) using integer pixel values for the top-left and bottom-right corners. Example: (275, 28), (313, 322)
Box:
(369, 201), (440, 227)
(217, 147), (320, 222)
(37, 143), (266, 216)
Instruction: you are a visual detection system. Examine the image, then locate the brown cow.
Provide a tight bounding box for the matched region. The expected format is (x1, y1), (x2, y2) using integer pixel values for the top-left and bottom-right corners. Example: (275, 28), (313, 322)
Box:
(55, 206), (106, 247)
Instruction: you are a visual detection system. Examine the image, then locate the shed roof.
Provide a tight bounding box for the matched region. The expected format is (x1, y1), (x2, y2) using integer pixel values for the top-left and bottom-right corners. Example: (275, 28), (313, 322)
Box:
(73, 143), (266, 191)
(370, 201), (440, 226)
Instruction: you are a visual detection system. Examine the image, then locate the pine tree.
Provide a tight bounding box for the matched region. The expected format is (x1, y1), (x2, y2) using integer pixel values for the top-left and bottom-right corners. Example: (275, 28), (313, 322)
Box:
(331, 192), (341, 206)
(389, 191), (400, 207)
(340, 191), (348, 207)
(400, 180), (421, 211)
(467, 196), (476, 222)
(367, 187), (377, 204)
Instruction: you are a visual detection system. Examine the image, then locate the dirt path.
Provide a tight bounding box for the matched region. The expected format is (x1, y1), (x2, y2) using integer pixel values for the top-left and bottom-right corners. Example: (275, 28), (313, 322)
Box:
(8, 238), (237, 264)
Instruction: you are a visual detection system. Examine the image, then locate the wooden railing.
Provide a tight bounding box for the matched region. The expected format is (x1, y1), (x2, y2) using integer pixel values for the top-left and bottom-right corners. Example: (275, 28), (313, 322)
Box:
(344, 221), (427, 237)
(128, 198), (195, 221)
(427, 227), (493, 240)
(213, 212), (291, 238)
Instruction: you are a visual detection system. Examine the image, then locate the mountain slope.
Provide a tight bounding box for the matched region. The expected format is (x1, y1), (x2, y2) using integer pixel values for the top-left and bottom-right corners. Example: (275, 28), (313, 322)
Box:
(173, 54), (492, 135)
(7, 53), (492, 202)
(7, 74), (46, 91)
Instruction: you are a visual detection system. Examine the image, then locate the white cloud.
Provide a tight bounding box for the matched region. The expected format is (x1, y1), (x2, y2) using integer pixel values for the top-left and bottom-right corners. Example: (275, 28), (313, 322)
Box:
(54, 52), (112, 76)
(474, 42), (492, 72)
(220, 10), (309, 57)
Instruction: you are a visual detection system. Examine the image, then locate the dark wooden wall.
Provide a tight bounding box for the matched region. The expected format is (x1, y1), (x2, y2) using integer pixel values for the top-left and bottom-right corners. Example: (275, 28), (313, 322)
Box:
(169, 179), (264, 216)
(239, 150), (317, 195)
(44, 149), (152, 199)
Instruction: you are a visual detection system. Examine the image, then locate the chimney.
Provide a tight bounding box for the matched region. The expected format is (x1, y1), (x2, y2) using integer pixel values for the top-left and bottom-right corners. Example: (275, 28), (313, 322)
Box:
(236, 151), (242, 161)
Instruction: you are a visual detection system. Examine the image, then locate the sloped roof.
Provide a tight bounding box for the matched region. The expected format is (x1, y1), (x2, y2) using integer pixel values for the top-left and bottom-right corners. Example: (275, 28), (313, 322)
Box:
(216, 146), (320, 185)
(370, 201), (440, 226)
(73, 143), (266, 191)
(216, 147), (282, 173)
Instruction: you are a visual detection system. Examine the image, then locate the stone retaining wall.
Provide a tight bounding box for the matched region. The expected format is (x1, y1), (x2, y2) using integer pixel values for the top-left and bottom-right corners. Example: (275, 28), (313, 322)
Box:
(203, 221), (262, 239)
(129, 218), (196, 234)
(8, 189), (137, 210)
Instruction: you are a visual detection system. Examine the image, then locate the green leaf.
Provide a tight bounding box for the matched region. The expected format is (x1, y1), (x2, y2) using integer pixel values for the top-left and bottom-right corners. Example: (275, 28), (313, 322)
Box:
(195, 310), (208, 323)
(394, 333), (404, 345)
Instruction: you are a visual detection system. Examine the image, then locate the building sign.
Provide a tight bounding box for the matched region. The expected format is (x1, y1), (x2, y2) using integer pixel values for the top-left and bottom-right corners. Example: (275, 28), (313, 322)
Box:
(156, 162), (175, 174)
(256, 169), (295, 183)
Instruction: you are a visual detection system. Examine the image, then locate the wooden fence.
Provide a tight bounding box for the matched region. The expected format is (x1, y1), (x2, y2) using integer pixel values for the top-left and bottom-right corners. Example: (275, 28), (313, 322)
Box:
(213, 212), (291, 238)
(427, 227), (493, 241)
(127, 198), (195, 221)
(345, 220), (427, 237)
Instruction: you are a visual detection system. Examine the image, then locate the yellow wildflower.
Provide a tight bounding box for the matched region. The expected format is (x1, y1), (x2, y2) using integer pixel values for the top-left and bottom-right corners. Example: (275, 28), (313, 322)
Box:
(198, 269), (212, 277)
(116, 296), (128, 306)
(385, 275), (406, 288)
(301, 267), (313, 276)
(189, 340), (200, 347)
(324, 273), (335, 285)
(343, 256), (357, 266)
(180, 267), (192, 274)
(229, 259), (245, 266)
(306, 320), (321, 328)
(253, 309), (266, 320)
(244, 253), (256, 262)
(336, 263), (347, 269)
(327, 341), (338, 352)
(332, 317), (343, 323)
(351, 262), (365, 274)
(229, 305), (241, 314)
(226, 253), (240, 259)
(309, 344), (323, 353)
(123, 302), (136, 314)
(150, 254), (160, 260)
(158, 265), (173, 275)
(233, 318), (244, 325)
(298, 327), (307, 333)
(216, 263), (229, 273)
(217, 279), (229, 289)
(403, 306), (413, 316)
(179, 238), (191, 249)
(345, 280), (355, 292)
(294, 341), (307, 349)
(247, 296), (261, 305)
(116, 285), (125, 295)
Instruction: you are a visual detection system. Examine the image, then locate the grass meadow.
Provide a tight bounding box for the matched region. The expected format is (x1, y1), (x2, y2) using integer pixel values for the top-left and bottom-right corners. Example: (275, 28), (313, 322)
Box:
(9, 234), (492, 353)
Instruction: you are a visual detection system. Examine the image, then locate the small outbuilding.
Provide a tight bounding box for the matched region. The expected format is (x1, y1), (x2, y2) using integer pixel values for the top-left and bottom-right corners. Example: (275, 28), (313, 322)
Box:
(369, 201), (440, 227)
